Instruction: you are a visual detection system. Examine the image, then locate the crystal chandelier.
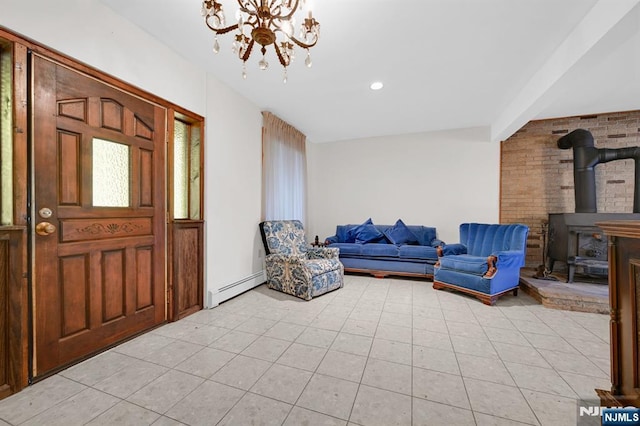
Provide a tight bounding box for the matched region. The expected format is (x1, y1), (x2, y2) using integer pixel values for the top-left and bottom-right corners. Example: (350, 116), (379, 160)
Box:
(201, 0), (320, 81)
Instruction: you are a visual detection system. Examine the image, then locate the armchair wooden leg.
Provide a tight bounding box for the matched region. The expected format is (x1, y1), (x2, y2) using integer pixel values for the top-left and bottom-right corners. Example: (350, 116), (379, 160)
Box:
(513, 288), (518, 296)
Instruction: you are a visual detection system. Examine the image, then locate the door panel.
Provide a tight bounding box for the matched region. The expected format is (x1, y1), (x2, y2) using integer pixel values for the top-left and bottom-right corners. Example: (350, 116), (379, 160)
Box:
(32, 54), (166, 376)
(0, 236), (8, 396)
(0, 229), (26, 399)
(171, 222), (204, 320)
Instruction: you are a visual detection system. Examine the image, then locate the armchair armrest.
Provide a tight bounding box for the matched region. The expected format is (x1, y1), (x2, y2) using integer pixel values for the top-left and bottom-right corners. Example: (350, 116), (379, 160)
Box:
(430, 238), (445, 248)
(438, 243), (467, 257)
(485, 251), (525, 278)
(308, 247), (340, 260)
(493, 250), (526, 268)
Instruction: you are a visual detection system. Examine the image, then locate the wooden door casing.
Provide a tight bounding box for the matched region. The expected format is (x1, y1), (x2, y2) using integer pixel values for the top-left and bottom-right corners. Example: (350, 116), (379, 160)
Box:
(32, 55), (166, 376)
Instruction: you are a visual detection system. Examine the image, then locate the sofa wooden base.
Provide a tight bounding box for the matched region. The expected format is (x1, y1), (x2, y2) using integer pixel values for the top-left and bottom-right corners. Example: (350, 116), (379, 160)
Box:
(345, 268), (433, 280)
(433, 280), (518, 305)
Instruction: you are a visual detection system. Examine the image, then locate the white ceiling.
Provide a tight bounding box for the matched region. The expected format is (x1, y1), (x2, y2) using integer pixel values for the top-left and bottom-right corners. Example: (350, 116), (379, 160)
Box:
(99, 0), (640, 143)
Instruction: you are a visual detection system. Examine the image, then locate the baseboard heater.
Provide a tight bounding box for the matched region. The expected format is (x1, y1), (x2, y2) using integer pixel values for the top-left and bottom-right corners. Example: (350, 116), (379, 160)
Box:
(208, 270), (265, 307)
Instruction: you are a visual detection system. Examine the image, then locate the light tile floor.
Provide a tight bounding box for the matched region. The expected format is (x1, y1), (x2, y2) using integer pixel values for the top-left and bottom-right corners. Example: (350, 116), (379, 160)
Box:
(0, 275), (611, 425)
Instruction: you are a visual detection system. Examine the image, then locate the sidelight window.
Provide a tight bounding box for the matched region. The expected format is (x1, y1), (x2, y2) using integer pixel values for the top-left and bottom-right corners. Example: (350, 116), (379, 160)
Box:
(172, 117), (201, 220)
(0, 41), (12, 225)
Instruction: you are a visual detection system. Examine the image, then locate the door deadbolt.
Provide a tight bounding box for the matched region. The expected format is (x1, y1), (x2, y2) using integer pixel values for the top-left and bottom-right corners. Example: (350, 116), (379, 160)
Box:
(39, 207), (53, 218)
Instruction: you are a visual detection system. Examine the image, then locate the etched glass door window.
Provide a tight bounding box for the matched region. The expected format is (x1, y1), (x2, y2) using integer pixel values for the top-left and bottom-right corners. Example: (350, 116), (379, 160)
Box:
(92, 138), (130, 207)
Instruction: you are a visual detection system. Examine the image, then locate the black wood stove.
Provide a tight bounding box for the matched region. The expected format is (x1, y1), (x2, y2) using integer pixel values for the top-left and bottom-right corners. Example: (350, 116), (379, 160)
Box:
(547, 129), (640, 283)
(547, 213), (639, 282)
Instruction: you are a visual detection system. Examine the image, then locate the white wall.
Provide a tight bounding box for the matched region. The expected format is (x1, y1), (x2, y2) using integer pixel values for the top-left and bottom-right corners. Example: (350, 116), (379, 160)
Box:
(2, 0), (206, 115)
(307, 127), (500, 244)
(1, 0), (265, 306)
(205, 75), (264, 305)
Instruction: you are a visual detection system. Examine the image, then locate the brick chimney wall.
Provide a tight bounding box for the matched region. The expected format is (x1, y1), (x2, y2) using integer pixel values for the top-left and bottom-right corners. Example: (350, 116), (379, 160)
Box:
(500, 110), (640, 269)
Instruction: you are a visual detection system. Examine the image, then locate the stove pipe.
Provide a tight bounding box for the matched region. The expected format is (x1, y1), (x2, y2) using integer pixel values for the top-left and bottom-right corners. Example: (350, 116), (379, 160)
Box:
(558, 129), (640, 213)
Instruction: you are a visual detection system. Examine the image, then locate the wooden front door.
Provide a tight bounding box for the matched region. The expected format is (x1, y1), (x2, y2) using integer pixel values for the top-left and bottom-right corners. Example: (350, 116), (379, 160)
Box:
(32, 54), (166, 376)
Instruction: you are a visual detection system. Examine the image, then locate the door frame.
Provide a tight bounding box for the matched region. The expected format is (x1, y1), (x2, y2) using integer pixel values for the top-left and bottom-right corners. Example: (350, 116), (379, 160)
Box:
(0, 26), (205, 398)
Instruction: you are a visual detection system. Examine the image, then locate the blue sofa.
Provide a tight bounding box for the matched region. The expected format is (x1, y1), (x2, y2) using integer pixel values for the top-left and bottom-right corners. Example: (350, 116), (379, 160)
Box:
(433, 223), (529, 305)
(324, 219), (443, 278)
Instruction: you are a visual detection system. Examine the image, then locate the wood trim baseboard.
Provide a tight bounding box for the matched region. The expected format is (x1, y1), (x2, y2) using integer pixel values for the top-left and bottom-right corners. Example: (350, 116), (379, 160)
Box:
(433, 280), (518, 305)
(344, 267), (433, 280)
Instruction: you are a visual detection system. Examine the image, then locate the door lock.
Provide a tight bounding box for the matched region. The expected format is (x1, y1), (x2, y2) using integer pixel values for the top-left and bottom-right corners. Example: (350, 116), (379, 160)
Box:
(36, 222), (56, 236)
(39, 207), (53, 218)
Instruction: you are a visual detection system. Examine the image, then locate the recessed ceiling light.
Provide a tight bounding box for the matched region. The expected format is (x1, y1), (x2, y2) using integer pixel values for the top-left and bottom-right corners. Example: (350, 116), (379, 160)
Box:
(370, 81), (384, 90)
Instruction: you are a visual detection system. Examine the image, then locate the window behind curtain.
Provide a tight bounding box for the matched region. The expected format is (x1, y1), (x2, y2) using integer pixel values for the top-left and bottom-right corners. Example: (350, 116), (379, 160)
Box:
(262, 111), (307, 223)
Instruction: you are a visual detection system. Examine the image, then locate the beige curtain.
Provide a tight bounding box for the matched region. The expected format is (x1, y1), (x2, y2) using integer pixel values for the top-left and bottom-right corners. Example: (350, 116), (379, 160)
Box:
(262, 111), (307, 223)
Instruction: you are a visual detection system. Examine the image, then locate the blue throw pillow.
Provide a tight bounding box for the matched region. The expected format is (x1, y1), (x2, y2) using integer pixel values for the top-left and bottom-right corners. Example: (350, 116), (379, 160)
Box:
(347, 218), (373, 243)
(336, 226), (352, 243)
(354, 224), (385, 244)
(384, 219), (419, 245)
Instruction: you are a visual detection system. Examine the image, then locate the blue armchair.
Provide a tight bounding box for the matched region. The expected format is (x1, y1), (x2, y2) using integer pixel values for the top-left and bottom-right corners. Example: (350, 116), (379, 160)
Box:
(433, 223), (529, 305)
(259, 220), (344, 300)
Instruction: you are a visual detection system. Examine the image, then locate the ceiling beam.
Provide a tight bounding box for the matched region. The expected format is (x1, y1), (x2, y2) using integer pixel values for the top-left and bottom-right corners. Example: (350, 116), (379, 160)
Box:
(491, 0), (640, 142)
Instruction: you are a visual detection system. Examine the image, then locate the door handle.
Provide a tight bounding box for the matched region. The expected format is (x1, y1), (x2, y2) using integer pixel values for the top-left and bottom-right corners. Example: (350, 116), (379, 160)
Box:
(36, 222), (56, 236)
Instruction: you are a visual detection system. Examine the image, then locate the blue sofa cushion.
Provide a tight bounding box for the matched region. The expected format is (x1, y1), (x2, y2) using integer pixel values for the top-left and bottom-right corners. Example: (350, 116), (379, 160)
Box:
(336, 225), (353, 243)
(440, 243), (467, 256)
(330, 243), (362, 256)
(361, 244), (400, 257)
(406, 225), (438, 247)
(438, 254), (489, 275)
(354, 224), (385, 244)
(384, 219), (419, 245)
(398, 245), (438, 260)
(347, 218), (373, 243)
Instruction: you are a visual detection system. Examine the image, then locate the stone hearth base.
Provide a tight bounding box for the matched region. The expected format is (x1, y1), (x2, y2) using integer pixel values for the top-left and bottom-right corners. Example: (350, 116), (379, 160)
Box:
(519, 268), (608, 314)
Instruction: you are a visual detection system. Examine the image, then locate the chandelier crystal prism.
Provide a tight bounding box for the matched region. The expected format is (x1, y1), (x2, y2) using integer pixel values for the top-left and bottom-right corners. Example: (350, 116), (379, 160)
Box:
(201, 0), (320, 80)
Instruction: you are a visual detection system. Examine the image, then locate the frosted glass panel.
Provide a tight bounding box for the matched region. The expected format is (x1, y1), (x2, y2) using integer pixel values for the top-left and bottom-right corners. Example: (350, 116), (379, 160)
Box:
(189, 126), (201, 220)
(1, 44), (13, 225)
(174, 121), (188, 219)
(93, 138), (130, 207)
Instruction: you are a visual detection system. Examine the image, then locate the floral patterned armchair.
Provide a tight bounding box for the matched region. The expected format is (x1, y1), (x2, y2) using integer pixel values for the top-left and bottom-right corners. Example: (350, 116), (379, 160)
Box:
(259, 220), (344, 300)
